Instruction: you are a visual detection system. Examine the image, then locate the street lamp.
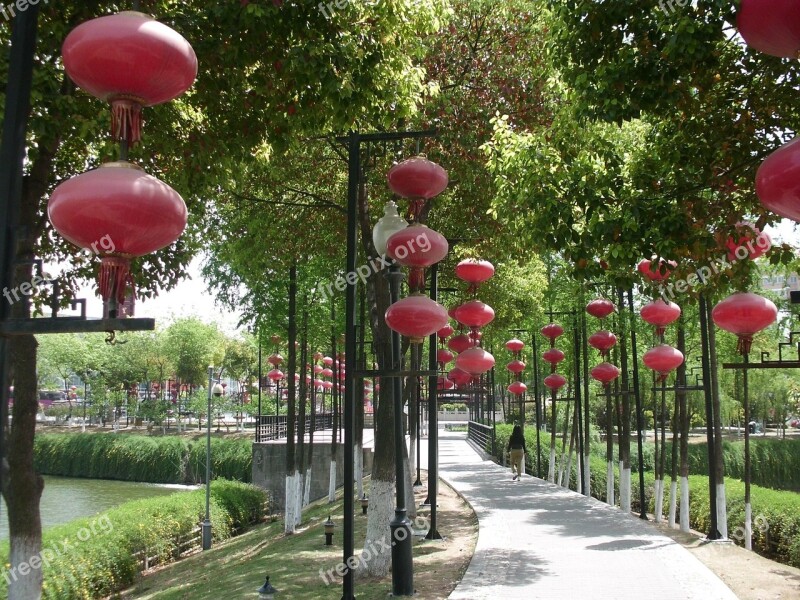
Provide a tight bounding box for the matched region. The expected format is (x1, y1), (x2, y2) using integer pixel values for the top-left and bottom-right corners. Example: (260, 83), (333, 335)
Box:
(203, 366), (224, 551)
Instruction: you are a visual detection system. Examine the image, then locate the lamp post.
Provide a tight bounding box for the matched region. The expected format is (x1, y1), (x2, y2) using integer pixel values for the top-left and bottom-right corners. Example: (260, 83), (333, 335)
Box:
(203, 366), (224, 551)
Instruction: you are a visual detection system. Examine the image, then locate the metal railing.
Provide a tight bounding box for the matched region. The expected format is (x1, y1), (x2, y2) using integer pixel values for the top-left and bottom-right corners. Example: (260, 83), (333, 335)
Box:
(255, 412), (335, 442)
(467, 420), (495, 456)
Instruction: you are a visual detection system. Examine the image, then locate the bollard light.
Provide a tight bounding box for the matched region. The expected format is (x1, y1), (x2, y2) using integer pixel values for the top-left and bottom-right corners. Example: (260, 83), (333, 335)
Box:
(324, 515), (335, 546)
(360, 494), (369, 515)
(257, 575), (278, 599)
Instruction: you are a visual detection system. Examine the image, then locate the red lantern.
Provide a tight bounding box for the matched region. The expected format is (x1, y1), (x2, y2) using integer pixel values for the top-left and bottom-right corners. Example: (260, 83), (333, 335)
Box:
(544, 373), (567, 391)
(270, 335), (282, 345)
(322, 356), (334, 366)
(455, 259), (495, 293)
(322, 380), (334, 390)
(267, 369), (284, 383)
(62, 12), (197, 143)
(267, 353), (284, 367)
(48, 162), (187, 304)
(591, 362), (621, 386)
(447, 333), (475, 354)
(541, 323), (564, 341)
(385, 294), (449, 343)
(642, 345), (685, 381)
(725, 222), (771, 262)
(437, 377), (456, 391)
(737, 0), (800, 58)
(313, 365), (323, 374)
(640, 300), (681, 336)
(387, 156), (448, 200)
(386, 224), (449, 291)
(437, 324), (454, 339)
(757, 137), (800, 222)
(321, 368), (333, 378)
(637, 258), (677, 282)
(712, 292), (778, 354)
(313, 351), (324, 362)
(586, 298), (615, 319)
(447, 368), (473, 387)
(437, 348), (455, 365)
(542, 348), (565, 366)
(508, 381), (527, 395)
(506, 359), (526, 374)
(505, 338), (525, 353)
(453, 300), (495, 329)
(455, 347), (496, 376)
(588, 331), (617, 356)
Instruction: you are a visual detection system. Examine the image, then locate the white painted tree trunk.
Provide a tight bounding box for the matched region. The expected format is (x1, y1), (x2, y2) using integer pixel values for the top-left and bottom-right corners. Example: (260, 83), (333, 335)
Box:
(606, 461), (615, 506)
(403, 456), (416, 519)
(548, 448), (556, 483)
(668, 479), (678, 528)
(328, 460), (337, 503)
(355, 444), (364, 500)
(654, 479), (664, 523)
(303, 468), (312, 507)
(745, 502), (752, 551)
(284, 471), (299, 534)
(357, 478), (393, 578)
(8, 535), (43, 600)
(680, 476), (690, 532)
(620, 463), (631, 513)
(716, 483), (728, 539)
(408, 438), (416, 484)
(556, 450), (566, 487)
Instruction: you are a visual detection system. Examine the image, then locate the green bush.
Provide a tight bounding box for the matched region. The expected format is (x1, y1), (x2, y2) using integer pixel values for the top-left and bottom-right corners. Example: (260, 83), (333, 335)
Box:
(439, 403), (467, 412)
(34, 433), (253, 484)
(0, 480), (267, 599)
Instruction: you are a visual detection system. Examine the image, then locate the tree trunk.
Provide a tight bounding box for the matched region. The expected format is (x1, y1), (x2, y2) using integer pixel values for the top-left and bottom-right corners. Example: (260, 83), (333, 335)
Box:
(617, 289), (631, 513)
(677, 324), (690, 533)
(284, 266), (298, 534)
(707, 300), (728, 538)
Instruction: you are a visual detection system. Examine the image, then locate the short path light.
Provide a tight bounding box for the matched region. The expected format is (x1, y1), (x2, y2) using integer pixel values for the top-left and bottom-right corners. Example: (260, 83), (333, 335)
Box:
(324, 515), (335, 545)
(360, 494), (369, 515)
(257, 575), (278, 599)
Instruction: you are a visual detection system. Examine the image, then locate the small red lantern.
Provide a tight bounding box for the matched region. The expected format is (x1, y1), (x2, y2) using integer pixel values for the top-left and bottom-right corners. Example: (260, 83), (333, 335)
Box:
(637, 258), (677, 282)
(725, 222), (771, 262)
(588, 331), (617, 356)
(322, 356), (334, 366)
(453, 300), (495, 330)
(455, 259), (495, 293)
(385, 294), (449, 343)
(437, 324), (454, 339)
(505, 338), (525, 353)
(757, 137), (800, 222)
(447, 333), (476, 354)
(591, 362), (621, 386)
(437, 348), (455, 365)
(322, 380), (334, 390)
(437, 377), (456, 391)
(541, 323), (564, 341)
(386, 224), (449, 291)
(313, 351), (324, 361)
(48, 162), (187, 304)
(586, 298), (615, 319)
(712, 292), (778, 354)
(455, 347), (496, 376)
(640, 300), (681, 336)
(313, 365), (323, 374)
(447, 368), (473, 387)
(321, 368), (333, 378)
(737, 0), (800, 58)
(62, 12), (198, 143)
(542, 348), (565, 366)
(267, 369), (285, 383)
(544, 373), (567, 391)
(642, 345), (685, 381)
(267, 353), (284, 367)
(506, 359), (526, 374)
(508, 381), (527, 395)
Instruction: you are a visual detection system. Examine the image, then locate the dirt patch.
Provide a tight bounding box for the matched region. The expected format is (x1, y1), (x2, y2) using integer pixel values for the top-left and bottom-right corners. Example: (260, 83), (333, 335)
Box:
(652, 522), (800, 600)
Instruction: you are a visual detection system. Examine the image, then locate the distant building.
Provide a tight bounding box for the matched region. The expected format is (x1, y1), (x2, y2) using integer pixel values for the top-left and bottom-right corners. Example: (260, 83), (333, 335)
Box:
(760, 273), (799, 299)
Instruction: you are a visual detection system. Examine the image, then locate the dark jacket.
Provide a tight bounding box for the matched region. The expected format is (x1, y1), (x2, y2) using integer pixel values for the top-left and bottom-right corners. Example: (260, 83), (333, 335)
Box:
(507, 426), (525, 451)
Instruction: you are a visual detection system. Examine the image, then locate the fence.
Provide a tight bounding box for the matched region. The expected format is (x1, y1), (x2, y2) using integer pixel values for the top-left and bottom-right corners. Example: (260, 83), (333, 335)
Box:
(468, 420), (495, 456)
(255, 412), (335, 442)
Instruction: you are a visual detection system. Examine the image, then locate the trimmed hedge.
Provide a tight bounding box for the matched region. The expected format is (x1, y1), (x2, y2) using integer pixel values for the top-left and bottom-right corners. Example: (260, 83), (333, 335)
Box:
(0, 479), (267, 599)
(34, 433), (253, 484)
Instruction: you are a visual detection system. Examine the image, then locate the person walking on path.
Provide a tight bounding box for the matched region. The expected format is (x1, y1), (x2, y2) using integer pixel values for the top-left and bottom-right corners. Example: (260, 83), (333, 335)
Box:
(507, 424), (525, 480)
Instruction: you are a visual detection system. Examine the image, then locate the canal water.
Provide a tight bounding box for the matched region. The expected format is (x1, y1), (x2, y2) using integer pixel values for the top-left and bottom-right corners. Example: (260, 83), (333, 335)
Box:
(0, 476), (197, 540)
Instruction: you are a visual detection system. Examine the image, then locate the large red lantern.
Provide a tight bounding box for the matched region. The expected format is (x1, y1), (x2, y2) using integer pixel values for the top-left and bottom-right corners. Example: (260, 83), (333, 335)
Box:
(447, 368), (473, 387)
(48, 162), (187, 304)
(387, 156), (449, 199)
(453, 300), (495, 330)
(437, 324), (454, 339)
(506, 359), (526, 374)
(62, 12), (198, 143)
(508, 381), (527, 395)
(386, 224), (449, 291)
(267, 369), (285, 383)
(447, 333), (476, 354)
(437, 348), (455, 365)
(544, 373), (567, 391)
(712, 292), (778, 354)
(541, 323), (564, 341)
(385, 294), (449, 343)
(737, 0), (800, 59)
(455, 259), (495, 293)
(542, 348), (565, 366)
(637, 258), (677, 282)
(640, 300), (681, 336)
(642, 345), (685, 381)
(591, 362), (621, 386)
(322, 356), (334, 366)
(756, 137), (800, 222)
(455, 347), (495, 376)
(505, 338), (525, 353)
(588, 331), (617, 357)
(586, 298), (615, 319)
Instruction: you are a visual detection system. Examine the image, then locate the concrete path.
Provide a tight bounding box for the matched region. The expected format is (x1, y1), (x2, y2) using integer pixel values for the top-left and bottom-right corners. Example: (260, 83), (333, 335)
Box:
(429, 430), (738, 600)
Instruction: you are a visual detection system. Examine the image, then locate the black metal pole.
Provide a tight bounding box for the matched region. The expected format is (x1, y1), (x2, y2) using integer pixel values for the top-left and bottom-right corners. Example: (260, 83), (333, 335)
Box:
(387, 263), (414, 594)
(342, 131), (359, 600)
(203, 367), (214, 550)
(698, 294), (720, 539)
(573, 311), (585, 494)
(532, 331), (541, 478)
(257, 327), (262, 432)
(581, 306), (591, 495)
(415, 376), (422, 486)
(426, 263), (442, 540)
(627, 289), (647, 520)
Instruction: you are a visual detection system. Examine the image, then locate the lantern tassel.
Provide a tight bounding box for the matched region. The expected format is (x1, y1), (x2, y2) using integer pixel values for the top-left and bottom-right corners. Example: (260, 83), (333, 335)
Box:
(98, 256), (135, 306)
(111, 98), (143, 144)
(737, 334), (753, 355)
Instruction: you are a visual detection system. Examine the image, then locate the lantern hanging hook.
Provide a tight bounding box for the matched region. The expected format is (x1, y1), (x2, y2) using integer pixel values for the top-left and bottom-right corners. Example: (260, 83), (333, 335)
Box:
(105, 330), (128, 346)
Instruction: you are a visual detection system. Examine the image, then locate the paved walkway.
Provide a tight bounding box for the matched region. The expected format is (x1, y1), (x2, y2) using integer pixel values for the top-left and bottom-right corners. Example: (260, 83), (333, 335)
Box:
(427, 430), (738, 600)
